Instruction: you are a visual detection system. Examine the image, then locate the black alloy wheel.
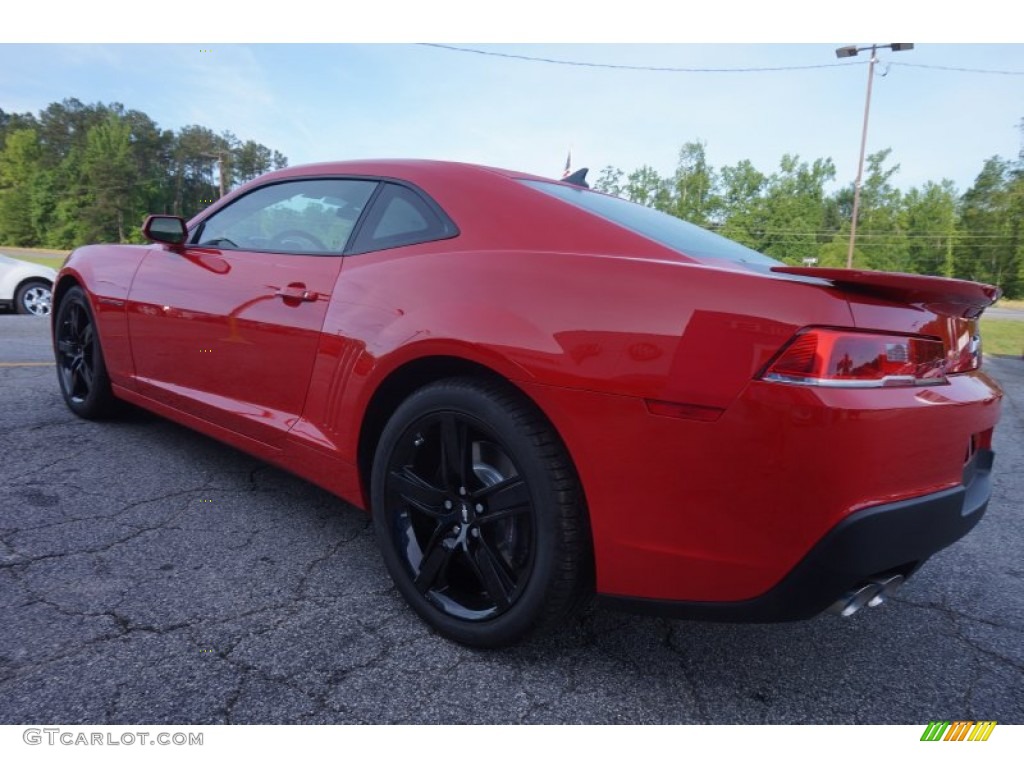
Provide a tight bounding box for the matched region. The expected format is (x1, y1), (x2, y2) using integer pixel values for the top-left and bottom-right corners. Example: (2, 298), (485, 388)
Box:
(54, 286), (117, 419)
(372, 378), (592, 647)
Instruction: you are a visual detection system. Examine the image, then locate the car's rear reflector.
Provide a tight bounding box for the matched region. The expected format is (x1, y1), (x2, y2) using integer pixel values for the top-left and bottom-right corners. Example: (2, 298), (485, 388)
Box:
(645, 400), (725, 422)
(760, 329), (952, 388)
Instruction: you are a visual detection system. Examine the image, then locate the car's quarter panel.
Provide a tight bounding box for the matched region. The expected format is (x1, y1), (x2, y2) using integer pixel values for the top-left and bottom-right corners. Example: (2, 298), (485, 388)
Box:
(55, 245), (150, 389)
(290, 245), (854, 497)
(126, 245), (341, 446)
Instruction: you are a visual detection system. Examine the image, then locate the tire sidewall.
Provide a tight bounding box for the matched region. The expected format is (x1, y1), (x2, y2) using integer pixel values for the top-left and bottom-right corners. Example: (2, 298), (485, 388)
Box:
(371, 380), (567, 648)
(54, 286), (114, 419)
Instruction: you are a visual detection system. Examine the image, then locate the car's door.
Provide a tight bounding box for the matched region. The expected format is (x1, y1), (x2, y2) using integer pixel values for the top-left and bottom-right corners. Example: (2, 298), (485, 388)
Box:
(127, 177), (378, 446)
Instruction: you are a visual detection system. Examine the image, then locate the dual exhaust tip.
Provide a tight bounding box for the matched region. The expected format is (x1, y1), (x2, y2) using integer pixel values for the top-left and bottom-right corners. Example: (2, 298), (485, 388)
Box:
(829, 574), (905, 617)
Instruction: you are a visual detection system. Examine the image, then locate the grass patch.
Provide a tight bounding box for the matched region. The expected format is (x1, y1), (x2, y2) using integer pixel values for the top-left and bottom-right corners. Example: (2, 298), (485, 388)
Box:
(0, 246), (70, 271)
(981, 318), (1024, 358)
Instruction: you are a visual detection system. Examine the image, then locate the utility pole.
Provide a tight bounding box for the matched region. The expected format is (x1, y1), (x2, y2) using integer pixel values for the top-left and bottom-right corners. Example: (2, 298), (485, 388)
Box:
(202, 152), (228, 199)
(835, 43), (914, 269)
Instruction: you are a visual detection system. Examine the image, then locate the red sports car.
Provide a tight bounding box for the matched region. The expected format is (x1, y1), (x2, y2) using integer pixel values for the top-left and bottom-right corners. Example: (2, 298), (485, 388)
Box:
(52, 159), (1002, 647)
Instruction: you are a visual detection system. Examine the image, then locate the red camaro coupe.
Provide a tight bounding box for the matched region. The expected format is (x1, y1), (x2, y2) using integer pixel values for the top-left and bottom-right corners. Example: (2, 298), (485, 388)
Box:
(52, 160), (1001, 646)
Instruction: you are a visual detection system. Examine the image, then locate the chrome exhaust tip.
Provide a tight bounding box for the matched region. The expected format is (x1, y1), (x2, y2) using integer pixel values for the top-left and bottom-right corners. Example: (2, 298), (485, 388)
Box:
(866, 574), (905, 608)
(830, 574), (905, 617)
(830, 583), (882, 617)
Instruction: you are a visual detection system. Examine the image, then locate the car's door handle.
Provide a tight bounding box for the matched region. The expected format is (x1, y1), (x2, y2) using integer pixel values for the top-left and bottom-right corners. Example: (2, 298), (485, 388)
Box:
(275, 284), (319, 302)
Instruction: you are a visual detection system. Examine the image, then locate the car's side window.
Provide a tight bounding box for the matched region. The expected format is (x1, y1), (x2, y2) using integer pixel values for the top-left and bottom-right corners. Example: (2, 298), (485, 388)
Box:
(191, 179), (378, 255)
(348, 183), (457, 255)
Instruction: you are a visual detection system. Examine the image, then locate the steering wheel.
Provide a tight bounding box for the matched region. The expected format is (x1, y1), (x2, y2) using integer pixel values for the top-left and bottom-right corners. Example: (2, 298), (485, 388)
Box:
(199, 237), (239, 249)
(270, 229), (328, 251)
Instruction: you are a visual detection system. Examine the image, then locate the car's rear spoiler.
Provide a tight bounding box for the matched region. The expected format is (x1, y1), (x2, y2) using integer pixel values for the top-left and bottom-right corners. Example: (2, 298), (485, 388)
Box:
(771, 266), (1002, 318)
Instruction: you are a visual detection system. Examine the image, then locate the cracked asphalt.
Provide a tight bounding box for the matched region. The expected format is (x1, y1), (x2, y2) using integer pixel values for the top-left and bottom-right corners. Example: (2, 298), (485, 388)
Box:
(1, 314), (1022, 724)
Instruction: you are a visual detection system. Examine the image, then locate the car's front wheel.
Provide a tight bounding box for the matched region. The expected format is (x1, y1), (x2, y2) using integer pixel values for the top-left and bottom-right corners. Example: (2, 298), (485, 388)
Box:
(371, 378), (592, 647)
(15, 279), (52, 316)
(54, 286), (117, 419)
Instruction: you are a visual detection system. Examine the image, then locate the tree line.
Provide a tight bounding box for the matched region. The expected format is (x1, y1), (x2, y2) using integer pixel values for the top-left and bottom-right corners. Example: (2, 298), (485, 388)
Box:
(594, 139), (1024, 298)
(0, 98), (287, 248)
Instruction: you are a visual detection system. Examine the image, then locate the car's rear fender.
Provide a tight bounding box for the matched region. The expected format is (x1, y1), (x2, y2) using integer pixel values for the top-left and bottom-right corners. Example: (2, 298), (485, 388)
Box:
(326, 247), (857, 409)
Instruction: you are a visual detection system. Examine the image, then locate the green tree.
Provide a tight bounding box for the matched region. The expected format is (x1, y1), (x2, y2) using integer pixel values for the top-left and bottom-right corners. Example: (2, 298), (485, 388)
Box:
(0, 128), (43, 245)
(955, 156), (1021, 297)
(35, 98), (113, 167)
(667, 141), (718, 225)
(904, 180), (958, 277)
(623, 165), (668, 208)
(77, 115), (141, 243)
(124, 109), (175, 222)
(717, 159), (767, 249)
(170, 125), (226, 217)
(594, 165), (624, 197)
(0, 98), (289, 248)
(854, 149), (908, 271)
(0, 109), (38, 149)
(758, 154), (836, 264)
(233, 139), (286, 185)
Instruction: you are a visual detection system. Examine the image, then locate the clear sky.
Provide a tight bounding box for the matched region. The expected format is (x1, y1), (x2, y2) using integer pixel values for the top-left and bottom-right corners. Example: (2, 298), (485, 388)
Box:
(3, 4), (1023, 195)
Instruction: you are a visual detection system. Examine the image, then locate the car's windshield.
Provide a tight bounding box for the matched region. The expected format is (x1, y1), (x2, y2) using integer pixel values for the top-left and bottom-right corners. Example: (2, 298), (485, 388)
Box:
(522, 180), (781, 266)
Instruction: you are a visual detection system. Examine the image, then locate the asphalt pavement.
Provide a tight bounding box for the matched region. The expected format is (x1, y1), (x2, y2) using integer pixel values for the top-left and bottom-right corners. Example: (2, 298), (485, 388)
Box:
(987, 307), (1024, 321)
(1, 314), (1022, 724)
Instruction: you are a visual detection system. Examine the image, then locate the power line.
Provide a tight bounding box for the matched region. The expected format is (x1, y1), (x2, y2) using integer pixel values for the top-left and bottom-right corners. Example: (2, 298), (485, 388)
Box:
(889, 62), (1024, 76)
(418, 44), (864, 73)
(420, 44), (1024, 76)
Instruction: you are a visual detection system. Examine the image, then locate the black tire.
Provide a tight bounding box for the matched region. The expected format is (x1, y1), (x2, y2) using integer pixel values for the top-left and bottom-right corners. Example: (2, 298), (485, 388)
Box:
(53, 286), (118, 419)
(371, 377), (592, 648)
(15, 279), (52, 316)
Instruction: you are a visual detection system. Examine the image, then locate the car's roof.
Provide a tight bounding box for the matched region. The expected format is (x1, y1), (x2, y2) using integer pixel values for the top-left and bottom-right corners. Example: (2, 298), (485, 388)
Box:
(252, 158), (551, 186)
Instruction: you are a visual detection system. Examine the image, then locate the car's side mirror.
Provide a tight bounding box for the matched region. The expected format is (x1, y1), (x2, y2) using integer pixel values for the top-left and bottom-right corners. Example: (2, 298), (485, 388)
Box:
(142, 215), (188, 246)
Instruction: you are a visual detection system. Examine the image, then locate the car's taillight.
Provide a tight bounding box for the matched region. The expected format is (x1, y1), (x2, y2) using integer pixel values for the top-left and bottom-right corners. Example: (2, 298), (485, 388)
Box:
(950, 328), (982, 374)
(760, 328), (950, 388)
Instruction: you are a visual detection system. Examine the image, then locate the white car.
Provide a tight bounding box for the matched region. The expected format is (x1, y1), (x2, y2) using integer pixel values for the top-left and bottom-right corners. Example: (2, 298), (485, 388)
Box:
(0, 253), (58, 316)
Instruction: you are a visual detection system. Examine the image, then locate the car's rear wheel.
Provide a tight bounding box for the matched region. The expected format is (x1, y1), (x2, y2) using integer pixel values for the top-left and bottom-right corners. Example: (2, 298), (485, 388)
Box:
(15, 279), (52, 316)
(54, 286), (117, 419)
(371, 378), (592, 647)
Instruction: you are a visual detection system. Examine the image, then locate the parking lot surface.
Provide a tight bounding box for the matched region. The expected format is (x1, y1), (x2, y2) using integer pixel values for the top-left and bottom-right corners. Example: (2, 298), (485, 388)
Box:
(1, 315), (1022, 724)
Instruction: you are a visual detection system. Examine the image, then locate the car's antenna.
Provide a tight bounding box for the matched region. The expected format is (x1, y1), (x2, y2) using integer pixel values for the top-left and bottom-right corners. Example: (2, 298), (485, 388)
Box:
(562, 168), (590, 188)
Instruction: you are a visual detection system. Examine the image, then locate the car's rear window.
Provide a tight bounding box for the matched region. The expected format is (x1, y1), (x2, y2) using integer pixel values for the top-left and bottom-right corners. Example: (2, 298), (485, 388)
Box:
(522, 180), (780, 266)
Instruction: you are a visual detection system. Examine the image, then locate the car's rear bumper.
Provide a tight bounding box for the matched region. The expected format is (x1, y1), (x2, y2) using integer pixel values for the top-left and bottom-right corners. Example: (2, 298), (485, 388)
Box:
(598, 447), (994, 621)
